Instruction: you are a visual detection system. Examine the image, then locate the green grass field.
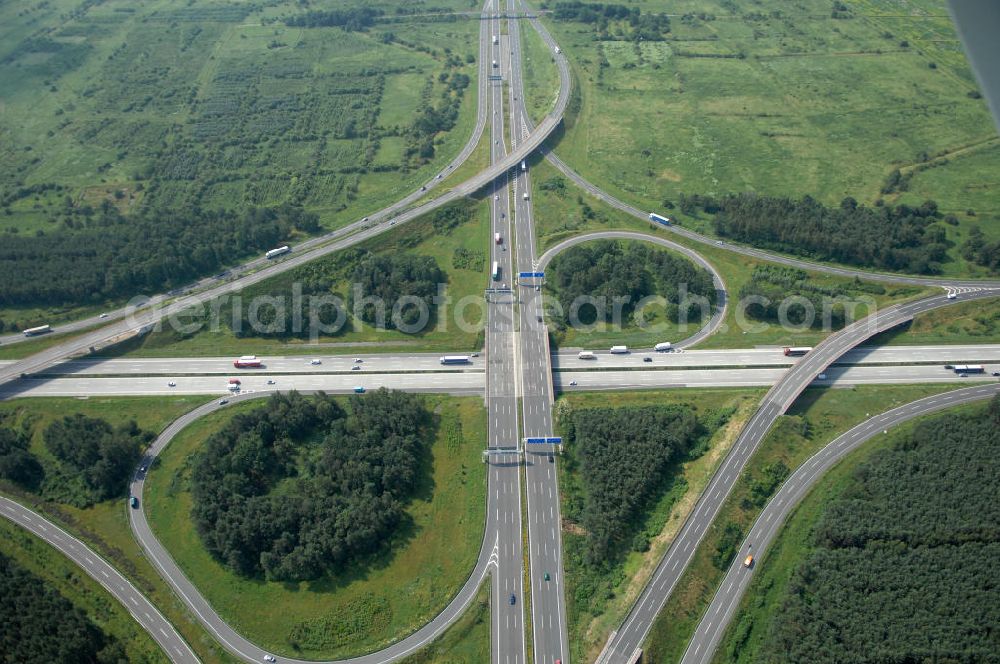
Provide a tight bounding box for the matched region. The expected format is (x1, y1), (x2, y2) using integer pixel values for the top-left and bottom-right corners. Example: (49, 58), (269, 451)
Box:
(530, 157), (936, 349)
(877, 295), (1000, 345)
(556, 387), (764, 663)
(0, 518), (169, 664)
(399, 582), (490, 664)
(520, 17), (560, 124)
(0, 396), (240, 663)
(541, 0), (1000, 277)
(145, 394), (487, 659)
(713, 397), (988, 663)
(0, 2), (482, 233)
(640, 382), (966, 662)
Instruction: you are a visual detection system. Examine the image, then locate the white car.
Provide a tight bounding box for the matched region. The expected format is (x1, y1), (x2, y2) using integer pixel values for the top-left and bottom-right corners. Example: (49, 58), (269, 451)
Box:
(263, 656), (277, 663)
(310, 359), (322, 365)
(569, 380), (577, 386)
(167, 381), (176, 387)
(219, 399), (229, 405)
(99, 313), (108, 319)
(354, 358), (363, 363)
(351, 365), (360, 371)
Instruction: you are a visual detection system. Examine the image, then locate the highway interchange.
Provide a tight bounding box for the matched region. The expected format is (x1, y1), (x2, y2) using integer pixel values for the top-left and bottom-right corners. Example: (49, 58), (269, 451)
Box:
(1, 2), (1000, 664)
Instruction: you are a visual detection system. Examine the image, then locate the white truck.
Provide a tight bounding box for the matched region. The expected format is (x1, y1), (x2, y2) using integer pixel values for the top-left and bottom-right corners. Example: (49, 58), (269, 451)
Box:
(578, 351), (596, 360)
(610, 345), (629, 354)
(654, 342), (672, 352)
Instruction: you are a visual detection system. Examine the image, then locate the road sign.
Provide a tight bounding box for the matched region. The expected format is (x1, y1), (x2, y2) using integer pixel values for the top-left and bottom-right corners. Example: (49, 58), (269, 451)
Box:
(518, 272), (544, 279)
(525, 437), (546, 445)
(488, 75), (503, 81)
(524, 437), (562, 445)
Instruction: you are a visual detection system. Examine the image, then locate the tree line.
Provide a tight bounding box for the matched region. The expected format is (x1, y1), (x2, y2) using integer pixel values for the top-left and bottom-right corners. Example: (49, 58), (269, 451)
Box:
(285, 8), (383, 31)
(561, 405), (701, 565)
(706, 193), (950, 274)
(738, 265), (886, 329)
(756, 397), (1000, 663)
(961, 226), (1000, 272)
(0, 202), (318, 309)
(0, 413), (151, 507)
(0, 552), (128, 664)
(550, 2), (671, 40)
(548, 240), (716, 328)
(190, 391), (432, 582)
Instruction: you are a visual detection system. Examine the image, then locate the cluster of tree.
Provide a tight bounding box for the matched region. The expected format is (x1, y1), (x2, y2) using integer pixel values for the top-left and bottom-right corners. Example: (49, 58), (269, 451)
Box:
(759, 398), (1000, 662)
(738, 265), (884, 329)
(350, 254), (445, 330)
(190, 391), (431, 582)
(43, 415), (153, 505)
(548, 240), (716, 327)
(0, 425), (43, 490)
(961, 226), (1000, 272)
(405, 75), (464, 163)
(562, 405), (700, 565)
(0, 552), (127, 664)
(709, 193), (950, 274)
(0, 203), (318, 307)
(550, 2), (671, 40)
(285, 8), (383, 31)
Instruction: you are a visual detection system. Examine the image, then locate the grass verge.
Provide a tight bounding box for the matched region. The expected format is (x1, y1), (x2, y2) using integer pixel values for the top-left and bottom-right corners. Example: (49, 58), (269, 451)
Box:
(398, 581), (491, 664)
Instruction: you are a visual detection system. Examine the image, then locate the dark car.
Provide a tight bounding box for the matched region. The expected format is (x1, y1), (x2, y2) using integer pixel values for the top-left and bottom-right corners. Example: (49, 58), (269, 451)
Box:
(130, 496), (139, 509)
(548, 454), (554, 463)
(643, 356), (652, 362)
(509, 594), (516, 605)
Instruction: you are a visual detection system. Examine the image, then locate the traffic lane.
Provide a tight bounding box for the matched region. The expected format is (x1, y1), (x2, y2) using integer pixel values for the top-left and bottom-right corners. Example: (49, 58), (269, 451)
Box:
(553, 344), (1000, 369)
(557, 363), (1000, 390)
(1, 372), (485, 398)
(13, 354), (484, 376)
(0, 496), (199, 663)
(681, 382), (1000, 664)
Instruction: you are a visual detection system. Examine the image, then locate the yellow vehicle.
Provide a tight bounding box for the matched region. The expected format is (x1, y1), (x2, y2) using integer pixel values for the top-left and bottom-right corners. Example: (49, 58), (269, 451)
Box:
(743, 554), (754, 568)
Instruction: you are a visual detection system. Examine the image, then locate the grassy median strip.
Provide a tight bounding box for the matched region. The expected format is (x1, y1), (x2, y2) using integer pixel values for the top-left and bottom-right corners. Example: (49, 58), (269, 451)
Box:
(399, 580), (491, 663)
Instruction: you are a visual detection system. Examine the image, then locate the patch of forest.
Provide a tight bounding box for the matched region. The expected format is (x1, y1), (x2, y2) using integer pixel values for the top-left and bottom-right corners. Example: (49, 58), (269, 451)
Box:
(0, 202), (318, 309)
(547, 240), (716, 329)
(0, 552), (128, 664)
(0, 412), (152, 507)
(701, 193), (950, 274)
(755, 396), (1000, 663)
(190, 390), (432, 582)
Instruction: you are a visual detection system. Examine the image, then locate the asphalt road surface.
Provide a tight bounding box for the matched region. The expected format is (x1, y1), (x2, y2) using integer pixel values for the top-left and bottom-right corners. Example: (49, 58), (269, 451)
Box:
(5, 361), (997, 399)
(485, 12), (528, 662)
(681, 382), (1000, 664)
(0, 496), (199, 663)
(506, 6), (571, 661)
(596, 289), (1000, 663)
(1, 344), (997, 378)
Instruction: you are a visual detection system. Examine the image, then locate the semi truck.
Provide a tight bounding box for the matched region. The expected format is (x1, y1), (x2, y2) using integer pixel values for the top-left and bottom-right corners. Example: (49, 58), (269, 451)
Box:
(649, 212), (671, 226)
(492, 59), (498, 68)
(495, 232), (502, 244)
(577, 351), (596, 360)
(783, 346), (812, 356)
(654, 342), (673, 352)
(493, 34), (499, 44)
(521, 160), (527, 172)
(440, 355), (471, 365)
(233, 355), (262, 368)
(953, 365), (985, 374)
(492, 261), (501, 281)
(22, 324), (51, 337)
(610, 345), (629, 354)
(265, 245), (291, 259)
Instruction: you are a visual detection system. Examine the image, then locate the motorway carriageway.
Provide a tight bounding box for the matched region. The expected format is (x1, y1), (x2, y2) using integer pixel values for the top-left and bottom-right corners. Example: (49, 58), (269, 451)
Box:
(3, 344), (999, 377)
(3, 363), (998, 398)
